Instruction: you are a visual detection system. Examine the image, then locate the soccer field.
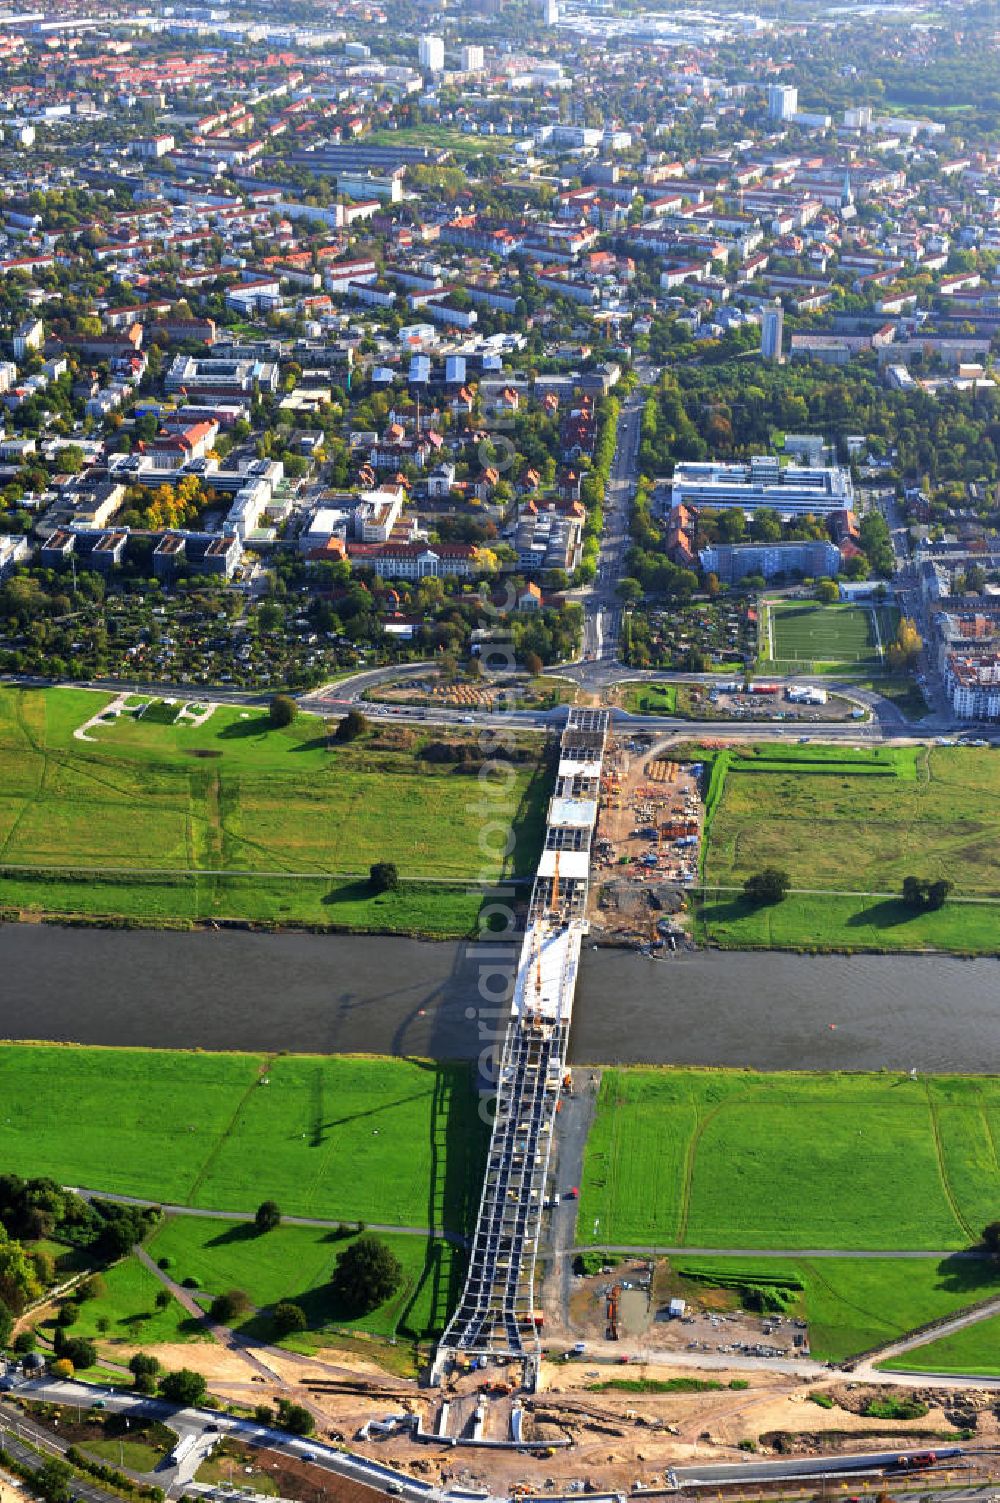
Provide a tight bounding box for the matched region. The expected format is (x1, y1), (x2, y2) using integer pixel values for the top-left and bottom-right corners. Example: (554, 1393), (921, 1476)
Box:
(765, 601), (898, 671)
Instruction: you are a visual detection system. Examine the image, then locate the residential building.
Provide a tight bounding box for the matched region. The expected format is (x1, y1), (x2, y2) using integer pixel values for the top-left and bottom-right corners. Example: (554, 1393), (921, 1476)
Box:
(418, 34), (445, 72)
(699, 539), (841, 583)
(761, 302), (784, 361)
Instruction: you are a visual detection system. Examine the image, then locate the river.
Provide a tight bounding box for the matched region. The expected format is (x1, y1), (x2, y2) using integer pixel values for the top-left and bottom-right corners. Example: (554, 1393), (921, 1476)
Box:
(0, 925), (996, 1071)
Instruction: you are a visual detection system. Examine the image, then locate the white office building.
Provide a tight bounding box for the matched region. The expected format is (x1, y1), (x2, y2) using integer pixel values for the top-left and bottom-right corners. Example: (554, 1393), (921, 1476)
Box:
(418, 34), (445, 72)
(460, 44), (484, 71)
(671, 455), (854, 517)
(767, 84), (798, 121)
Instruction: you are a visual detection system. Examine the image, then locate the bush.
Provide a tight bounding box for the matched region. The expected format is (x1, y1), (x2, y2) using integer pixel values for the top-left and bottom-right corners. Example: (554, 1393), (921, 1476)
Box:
(160, 1368), (207, 1405)
(268, 695), (297, 729)
(59, 1335), (96, 1371)
(276, 1399), (314, 1436)
(272, 1301), (308, 1337)
(808, 1391), (835, 1408)
(209, 1289), (251, 1324)
(334, 708), (367, 742)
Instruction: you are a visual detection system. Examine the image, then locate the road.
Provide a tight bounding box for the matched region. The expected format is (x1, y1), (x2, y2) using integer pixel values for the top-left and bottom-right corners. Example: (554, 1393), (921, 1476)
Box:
(0, 1403), (121, 1503)
(671, 1449), (968, 1488)
(579, 384), (645, 666)
(10, 1377), (441, 1503)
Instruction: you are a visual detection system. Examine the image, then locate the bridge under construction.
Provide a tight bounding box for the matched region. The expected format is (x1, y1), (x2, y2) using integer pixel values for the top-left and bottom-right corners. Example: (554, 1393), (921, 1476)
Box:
(432, 708), (610, 1394)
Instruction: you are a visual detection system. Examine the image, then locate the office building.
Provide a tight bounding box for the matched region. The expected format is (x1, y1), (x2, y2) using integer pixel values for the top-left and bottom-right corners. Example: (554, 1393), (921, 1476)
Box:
(671, 455), (854, 517)
(460, 44), (484, 70)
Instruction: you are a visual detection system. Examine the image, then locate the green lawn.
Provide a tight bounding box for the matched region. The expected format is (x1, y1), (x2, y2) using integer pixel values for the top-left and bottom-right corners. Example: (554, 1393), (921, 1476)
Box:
(698, 743), (1000, 953)
(43, 1253), (207, 1350)
(695, 889), (1000, 954)
(672, 1254), (1000, 1364)
(578, 1067), (1000, 1251)
(880, 1311), (1000, 1376)
(0, 686), (548, 930)
(367, 125), (516, 159)
(0, 1045), (487, 1231)
(622, 684), (678, 715)
(763, 602), (898, 673)
(144, 1214), (463, 1342)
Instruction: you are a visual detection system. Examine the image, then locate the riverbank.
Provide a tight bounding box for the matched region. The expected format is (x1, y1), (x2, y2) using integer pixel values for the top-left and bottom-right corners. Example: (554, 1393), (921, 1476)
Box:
(0, 684), (548, 937)
(696, 741), (1000, 957)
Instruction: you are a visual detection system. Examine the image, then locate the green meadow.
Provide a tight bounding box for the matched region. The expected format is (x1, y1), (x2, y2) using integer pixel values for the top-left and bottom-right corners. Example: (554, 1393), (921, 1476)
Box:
(0, 686), (548, 932)
(0, 1045), (487, 1232)
(578, 1067), (1000, 1251)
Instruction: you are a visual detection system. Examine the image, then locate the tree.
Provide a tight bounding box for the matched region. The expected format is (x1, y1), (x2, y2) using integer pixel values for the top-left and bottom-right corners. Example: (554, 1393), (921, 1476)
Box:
(50, 1358), (75, 1380)
(902, 875), (953, 911)
(276, 1399), (314, 1436)
(255, 1200), (282, 1234)
(743, 867), (791, 906)
(334, 708), (367, 743)
(330, 1235), (403, 1315)
(815, 578), (839, 604)
(160, 1367), (208, 1405)
(268, 694), (297, 729)
(887, 617), (922, 671)
(369, 862), (399, 894)
(129, 1352), (161, 1388)
(210, 1289), (251, 1323)
(523, 650), (543, 677)
(0, 1298), (12, 1348)
(36, 1458), (74, 1503)
(155, 1289), (171, 1311)
(272, 1301), (307, 1337)
(983, 1221), (1000, 1258)
(58, 1335), (96, 1370)
(0, 1229), (40, 1313)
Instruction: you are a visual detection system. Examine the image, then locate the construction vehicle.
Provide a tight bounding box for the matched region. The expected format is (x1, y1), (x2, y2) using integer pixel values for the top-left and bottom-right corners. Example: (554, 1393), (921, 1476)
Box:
(607, 1283), (620, 1341)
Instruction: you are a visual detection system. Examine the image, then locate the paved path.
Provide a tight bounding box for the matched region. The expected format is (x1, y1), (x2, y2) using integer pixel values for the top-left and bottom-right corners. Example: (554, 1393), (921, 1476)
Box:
(852, 1294), (1000, 1380)
(71, 1188), (466, 1244)
(573, 1243), (989, 1259)
(135, 1246), (285, 1388)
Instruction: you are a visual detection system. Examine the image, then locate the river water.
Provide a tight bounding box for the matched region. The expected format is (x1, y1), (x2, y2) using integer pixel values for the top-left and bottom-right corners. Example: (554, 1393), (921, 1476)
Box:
(0, 925), (997, 1071)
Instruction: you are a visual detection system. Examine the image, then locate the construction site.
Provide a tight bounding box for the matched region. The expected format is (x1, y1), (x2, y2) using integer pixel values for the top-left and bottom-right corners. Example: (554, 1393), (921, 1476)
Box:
(588, 736), (703, 945)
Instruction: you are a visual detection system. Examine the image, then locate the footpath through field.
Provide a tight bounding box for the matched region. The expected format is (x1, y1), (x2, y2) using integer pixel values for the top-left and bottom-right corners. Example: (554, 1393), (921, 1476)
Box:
(573, 1244), (990, 1259)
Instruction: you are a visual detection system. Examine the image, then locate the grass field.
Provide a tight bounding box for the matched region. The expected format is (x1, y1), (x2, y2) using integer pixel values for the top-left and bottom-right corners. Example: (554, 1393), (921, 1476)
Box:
(879, 1312), (1000, 1376)
(367, 125), (516, 159)
(623, 683), (678, 715)
(143, 1215), (463, 1342)
(699, 745), (1000, 944)
(694, 889), (1000, 954)
(0, 686), (547, 931)
(0, 1045), (487, 1232)
(762, 602), (899, 673)
(578, 1068), (1000, 1251)
(671, 1254), (1000, 1364)
(42, 1253), (208, 1351)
